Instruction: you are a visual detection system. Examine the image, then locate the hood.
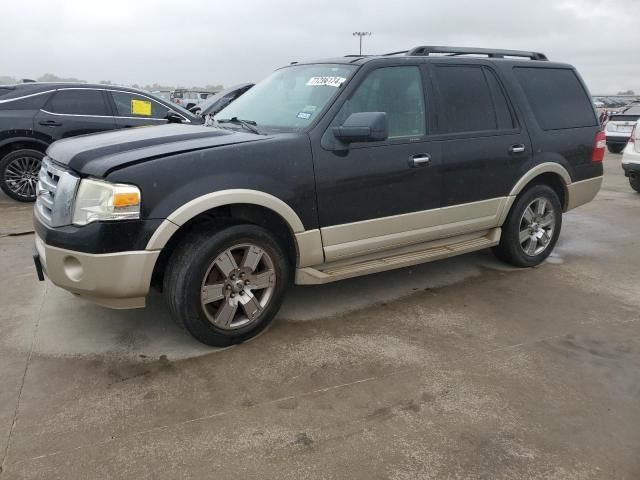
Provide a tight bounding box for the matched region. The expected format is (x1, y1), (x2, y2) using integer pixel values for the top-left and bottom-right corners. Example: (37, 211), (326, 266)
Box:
(46, 124), (267, 177)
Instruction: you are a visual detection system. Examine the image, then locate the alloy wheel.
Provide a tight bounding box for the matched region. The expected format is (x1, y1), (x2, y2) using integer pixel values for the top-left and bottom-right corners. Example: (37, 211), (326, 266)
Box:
(4, 156), (41, 200)
(518, 197), (556, 256)
(200, 243), (276, 330)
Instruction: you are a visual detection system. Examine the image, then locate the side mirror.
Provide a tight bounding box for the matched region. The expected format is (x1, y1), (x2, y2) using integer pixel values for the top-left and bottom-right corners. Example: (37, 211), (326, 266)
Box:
(332, 112), (388, 143)
(165, 110), (183, 124)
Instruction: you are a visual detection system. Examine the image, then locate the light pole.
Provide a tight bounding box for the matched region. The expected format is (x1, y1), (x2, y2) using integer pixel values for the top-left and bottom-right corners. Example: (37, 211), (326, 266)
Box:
(352, 32), (371, 56)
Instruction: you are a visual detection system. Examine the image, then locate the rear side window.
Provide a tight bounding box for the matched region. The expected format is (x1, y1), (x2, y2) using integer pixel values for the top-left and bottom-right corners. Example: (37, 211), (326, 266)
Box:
(47, 89), (110, 116)
(0, 92), (51, 110)
(514, 67), (597, 130)
(434, 65), (513, 134)
(110, 91), (169, 119)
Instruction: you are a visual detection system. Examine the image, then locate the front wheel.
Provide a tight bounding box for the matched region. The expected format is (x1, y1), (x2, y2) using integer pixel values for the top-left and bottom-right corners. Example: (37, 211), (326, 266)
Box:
(492, 184), (562, 268)
(163, 224), (291, 346)
(0, 149), (44, 202)
(630, 176), (640, 193)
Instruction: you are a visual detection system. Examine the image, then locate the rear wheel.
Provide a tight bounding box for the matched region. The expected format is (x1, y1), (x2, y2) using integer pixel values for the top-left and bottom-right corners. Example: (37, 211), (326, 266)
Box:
(0, 149), (44, 202)
(163, 224), (291, 347)
(493, 184), (562, 267)
(607, 144), (625, 154)
(630, 176), (640, 193)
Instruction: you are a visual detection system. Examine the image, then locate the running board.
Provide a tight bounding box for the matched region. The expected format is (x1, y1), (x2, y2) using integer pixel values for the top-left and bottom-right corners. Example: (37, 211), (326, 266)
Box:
(295, 228), (501, 285)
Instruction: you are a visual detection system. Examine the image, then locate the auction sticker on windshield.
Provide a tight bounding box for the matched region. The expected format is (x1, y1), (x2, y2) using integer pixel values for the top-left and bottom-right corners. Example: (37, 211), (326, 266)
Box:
(131, 99), (152, 116)
(306, 76), (346, 87)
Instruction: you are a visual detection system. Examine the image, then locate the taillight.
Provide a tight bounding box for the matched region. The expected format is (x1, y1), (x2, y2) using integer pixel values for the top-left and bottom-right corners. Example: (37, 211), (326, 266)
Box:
(629, 125), (636, 145)
(591, 130), (606, 162)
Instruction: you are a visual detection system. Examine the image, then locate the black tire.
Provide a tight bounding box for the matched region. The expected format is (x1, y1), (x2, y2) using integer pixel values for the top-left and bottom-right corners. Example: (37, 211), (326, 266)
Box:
(163, 224), (291, 347)
(630, 176), (640, 193)
(607, 144), (625, 154)
(0, 149), (44, 202)
(492, 184), (562, 268)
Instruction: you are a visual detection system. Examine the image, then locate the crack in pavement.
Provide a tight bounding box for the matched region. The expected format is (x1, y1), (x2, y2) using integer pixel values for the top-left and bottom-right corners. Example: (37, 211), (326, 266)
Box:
(0, 283), (47, 477)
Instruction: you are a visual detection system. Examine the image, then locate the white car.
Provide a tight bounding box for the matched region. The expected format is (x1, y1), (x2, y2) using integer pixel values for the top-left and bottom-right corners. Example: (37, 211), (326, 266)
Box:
(621, 119), (640, 192)
(606, 104), (640, 153)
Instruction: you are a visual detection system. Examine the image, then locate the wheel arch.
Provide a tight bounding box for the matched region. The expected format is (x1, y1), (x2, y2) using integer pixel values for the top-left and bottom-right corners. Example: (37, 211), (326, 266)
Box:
(0, 137), (50, 159)
(508, 163), (571, 211)
(147, 190), (323, 285)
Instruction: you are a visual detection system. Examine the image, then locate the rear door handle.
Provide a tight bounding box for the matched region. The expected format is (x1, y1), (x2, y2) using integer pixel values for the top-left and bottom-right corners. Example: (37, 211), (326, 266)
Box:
(39, 120), (62, 127)
(410, 153), (431, 167)
(509, 144), (526, 154)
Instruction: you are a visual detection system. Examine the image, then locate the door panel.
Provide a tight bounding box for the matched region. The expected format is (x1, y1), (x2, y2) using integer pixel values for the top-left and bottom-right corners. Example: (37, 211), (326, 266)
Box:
(431, 64), (531, 224)
(440, 132), (529, 207)
(312, 65), (442, 260)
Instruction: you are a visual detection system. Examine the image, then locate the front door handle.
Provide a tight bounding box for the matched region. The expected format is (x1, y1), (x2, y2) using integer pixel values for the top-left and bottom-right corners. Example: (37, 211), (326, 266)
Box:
(509, 144), (526, 154)
(410, 153), (431, 167)
(39, 120), (62, 127)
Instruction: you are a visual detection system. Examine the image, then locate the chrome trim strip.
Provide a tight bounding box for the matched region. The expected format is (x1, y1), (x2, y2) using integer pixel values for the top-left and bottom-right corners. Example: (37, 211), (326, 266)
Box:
(0, 89), (56, 104)
(51, 87), (192, 122)
(39, 109), (167, 121)
(0, 87), (190, 122)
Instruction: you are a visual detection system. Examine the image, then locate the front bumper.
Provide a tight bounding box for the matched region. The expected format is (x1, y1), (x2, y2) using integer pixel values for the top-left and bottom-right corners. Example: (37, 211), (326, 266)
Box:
(34, 234), (159, 309)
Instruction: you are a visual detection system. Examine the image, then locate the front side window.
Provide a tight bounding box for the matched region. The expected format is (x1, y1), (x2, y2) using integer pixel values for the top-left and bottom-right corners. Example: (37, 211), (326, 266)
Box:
(47, 89), (109, 116)
(110, 92), (168, 119)
(217, 64), (357, 131)
(337, 66), (426, 138)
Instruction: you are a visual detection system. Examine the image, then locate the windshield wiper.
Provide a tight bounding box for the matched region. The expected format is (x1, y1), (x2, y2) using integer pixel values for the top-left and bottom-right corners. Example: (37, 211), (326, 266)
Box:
(217, 117), (261, 134)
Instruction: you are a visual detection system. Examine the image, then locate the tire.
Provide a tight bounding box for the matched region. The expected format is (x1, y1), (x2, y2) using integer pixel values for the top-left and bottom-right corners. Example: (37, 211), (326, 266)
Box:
(607, 144), (625, 154)
(0, 149), (44, 202)
(492, 184), (562, 268)
(163, 224), (291, 347)
(630, 176), (640, 193)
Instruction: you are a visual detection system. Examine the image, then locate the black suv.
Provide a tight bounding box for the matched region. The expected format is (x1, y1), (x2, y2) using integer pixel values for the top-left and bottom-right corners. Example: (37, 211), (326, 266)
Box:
(0, 83), (198, 201)
(32, 46), (604, 346)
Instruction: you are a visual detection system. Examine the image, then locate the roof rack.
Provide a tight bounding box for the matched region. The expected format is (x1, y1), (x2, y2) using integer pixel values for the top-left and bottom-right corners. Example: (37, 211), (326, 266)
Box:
(384, 46), (548, 61)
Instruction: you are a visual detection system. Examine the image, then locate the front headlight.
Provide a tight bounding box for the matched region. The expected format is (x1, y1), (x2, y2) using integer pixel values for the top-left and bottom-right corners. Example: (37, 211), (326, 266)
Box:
(72, 178), (141, 226)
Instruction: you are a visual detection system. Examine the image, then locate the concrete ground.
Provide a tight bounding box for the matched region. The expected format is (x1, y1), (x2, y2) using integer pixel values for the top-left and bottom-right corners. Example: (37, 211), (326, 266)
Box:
(0, 152), (638, 479)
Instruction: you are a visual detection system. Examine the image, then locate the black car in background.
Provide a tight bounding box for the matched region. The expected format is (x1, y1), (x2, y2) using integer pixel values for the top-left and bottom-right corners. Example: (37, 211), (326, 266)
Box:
(189, 83), (254, 116)
(0, 83), (199, 201)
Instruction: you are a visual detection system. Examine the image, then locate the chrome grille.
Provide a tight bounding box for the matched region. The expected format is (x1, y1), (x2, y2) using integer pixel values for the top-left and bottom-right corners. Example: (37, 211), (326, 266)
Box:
(35, 157), (79, 227)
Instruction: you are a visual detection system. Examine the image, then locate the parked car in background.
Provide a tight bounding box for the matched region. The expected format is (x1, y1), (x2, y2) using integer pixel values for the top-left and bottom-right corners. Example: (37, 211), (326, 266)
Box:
(32, 46), (603, 346)
(0, 83), (198, 201)
(605, 104), (640, 153)
(192, 83), (254, 117)
(150, 90), (172, 102)
(621, 120), (640, 192)
(171, 89), (217, 111)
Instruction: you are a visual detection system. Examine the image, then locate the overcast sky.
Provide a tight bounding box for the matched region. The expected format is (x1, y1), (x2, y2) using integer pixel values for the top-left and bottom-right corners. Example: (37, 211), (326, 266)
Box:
(1, 0), (638, 93)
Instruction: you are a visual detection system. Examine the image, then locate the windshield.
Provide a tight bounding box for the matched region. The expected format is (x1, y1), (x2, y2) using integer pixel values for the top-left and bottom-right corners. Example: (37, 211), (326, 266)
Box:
(216, 64), (357, 132)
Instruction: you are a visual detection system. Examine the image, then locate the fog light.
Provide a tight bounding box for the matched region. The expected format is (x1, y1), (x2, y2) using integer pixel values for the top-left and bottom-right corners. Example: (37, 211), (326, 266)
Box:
(63, 256), (83, 282)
